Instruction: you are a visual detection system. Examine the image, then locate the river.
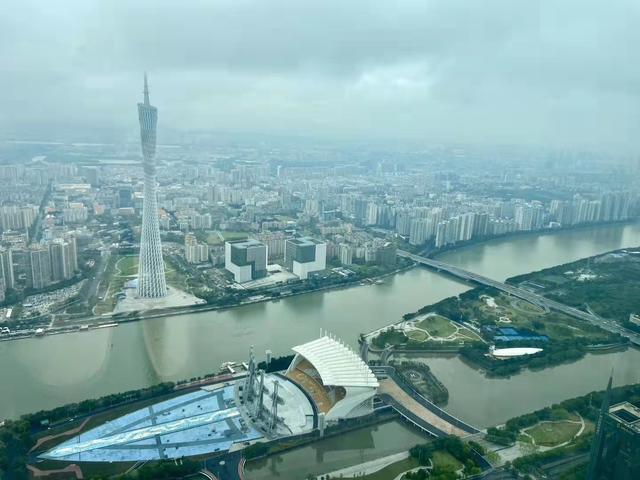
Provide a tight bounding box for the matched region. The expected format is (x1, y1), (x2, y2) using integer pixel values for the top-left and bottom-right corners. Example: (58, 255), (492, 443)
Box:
(1, 223), (639, 477)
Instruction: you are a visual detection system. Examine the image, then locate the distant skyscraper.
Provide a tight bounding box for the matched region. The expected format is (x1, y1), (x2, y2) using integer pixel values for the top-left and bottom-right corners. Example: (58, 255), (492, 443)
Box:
(136, 74), (167, 298)
(28, 247), (52, 290)
(0, 248), (15, 290)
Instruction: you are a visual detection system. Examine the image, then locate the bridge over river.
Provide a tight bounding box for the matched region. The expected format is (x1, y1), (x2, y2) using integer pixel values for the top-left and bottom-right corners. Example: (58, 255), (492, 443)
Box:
(371, 366), (480, 438)
(397, 250), (640, 346)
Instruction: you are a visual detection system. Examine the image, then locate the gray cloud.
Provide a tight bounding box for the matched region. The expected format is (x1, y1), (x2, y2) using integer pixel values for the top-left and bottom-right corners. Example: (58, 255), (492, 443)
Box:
(1, 0), (639, 153)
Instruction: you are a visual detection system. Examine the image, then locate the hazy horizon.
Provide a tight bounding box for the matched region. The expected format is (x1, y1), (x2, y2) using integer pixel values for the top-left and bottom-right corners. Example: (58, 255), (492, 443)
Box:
(2, 0), (640, 155)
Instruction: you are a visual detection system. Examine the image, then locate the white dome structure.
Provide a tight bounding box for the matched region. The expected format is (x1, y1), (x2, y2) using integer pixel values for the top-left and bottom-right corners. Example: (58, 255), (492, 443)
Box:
(286, 335), (379, 423)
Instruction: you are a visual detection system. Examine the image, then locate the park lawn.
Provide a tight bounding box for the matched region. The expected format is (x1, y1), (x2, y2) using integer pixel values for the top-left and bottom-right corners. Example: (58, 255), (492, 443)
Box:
(407, 330), (428, 342)
(525, 421), (581, 447)
(94, 255), (190, 314)
(432, 450), (463, 470)
(417, 315), (457, 338)
(206, 232), (224, 245)
(509, 297), (546, 315)
(115, 255), (138, 276)
(384, 330), (410, 346)
(165, 266), (189, 291)
(221, 230), (249, 241)
(345, 457), (420, 480)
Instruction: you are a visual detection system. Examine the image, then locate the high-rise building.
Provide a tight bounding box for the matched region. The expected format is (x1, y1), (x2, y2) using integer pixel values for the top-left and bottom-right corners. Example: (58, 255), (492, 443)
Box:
(28, 247), (52, 290)
(587, 375), (640, 480)
(185, 243), (209, 264)
(0, 247), (15, 290)
(48, 238), (77, 282)
(284, 237), (326, 280)
(339, 243), (353, 265)
(136, 74), (167, 298)
(117, 185), (133, 208)
(409, 218), (429, 246)
(225, 239), (268, 283)
(376, 242), (397, 267)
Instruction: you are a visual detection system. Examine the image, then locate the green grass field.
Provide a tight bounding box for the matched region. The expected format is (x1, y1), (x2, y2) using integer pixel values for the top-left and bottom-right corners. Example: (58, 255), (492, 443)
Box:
(408, 330), (429, 341)
(115, 255), (138, 276)
(93, 255), (190, 314)
(433, 450), (463, 470)
(525, 421), (581, 447)
(206, 230), (248, 245)
(417, 315), (457, 338)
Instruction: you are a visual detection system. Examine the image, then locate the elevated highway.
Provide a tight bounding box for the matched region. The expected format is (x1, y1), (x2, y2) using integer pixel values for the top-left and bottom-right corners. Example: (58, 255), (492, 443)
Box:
(398, 250), (640, 346)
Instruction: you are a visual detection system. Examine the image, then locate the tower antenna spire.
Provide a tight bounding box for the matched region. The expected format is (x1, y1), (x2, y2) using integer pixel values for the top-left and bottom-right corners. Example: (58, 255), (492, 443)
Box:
(143, 72), (150, 105)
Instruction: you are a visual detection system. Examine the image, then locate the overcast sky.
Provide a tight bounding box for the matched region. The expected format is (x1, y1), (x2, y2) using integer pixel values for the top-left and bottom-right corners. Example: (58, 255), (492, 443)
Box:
(1, 0), (639, 153)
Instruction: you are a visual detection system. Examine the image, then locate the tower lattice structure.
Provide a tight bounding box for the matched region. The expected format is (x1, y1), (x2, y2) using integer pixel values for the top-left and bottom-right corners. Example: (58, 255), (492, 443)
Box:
(136, 74), (167, 298)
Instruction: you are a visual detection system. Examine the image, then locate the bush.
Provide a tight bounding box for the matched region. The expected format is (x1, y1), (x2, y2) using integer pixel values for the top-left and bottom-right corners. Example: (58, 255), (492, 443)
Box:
(244, 442), (270, 459)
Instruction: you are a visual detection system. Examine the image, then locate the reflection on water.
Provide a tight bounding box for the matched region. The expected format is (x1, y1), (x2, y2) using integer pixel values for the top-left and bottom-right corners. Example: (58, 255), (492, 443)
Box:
(245, 420), (424, 480)
(400, 349), (640, 427)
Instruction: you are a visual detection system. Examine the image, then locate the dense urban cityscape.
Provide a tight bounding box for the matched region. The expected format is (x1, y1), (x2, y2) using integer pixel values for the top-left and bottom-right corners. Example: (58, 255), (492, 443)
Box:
(1, 137), (637, 333)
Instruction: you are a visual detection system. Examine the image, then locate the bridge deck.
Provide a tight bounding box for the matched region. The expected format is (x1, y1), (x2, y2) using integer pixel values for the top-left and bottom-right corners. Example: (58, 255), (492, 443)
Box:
(378, 378), (469, 437)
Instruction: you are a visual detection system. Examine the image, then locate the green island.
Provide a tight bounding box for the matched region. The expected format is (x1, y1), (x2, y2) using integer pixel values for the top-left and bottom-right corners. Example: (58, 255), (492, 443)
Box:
(369, 247), (640, 377)
(390, 360), (449, 405)
(507, 246), (640, 332)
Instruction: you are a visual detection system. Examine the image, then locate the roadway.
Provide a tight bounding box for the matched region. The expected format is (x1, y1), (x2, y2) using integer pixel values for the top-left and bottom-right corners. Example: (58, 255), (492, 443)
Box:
(372, 366), (480, 439)
(398, 250), (640, 346)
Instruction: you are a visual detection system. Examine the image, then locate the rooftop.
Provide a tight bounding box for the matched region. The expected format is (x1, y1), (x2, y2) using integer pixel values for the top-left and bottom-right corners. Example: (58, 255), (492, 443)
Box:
(291, 336), (379, 388)
(40, 386), (262, 462)
(227, 238), (265, 249)
(610, 402), (640, 433)
(288, 237), (323, 246)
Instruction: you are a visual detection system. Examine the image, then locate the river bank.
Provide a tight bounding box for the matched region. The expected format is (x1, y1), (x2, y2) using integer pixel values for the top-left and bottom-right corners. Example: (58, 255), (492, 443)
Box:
(1, 222), (638, 423)
(0, 262), (415, 344)
(5, 220), (635, 344)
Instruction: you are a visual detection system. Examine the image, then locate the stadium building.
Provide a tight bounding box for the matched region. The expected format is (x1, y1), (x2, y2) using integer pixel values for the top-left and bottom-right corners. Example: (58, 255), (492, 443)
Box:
(286, 335), (379, 423)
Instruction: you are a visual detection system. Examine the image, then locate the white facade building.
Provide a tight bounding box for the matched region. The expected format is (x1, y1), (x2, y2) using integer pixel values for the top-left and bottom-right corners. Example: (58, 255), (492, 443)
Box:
(225, 239), (268, 283)
(284, 237), (326, 280)
(286, 335), (379, 423)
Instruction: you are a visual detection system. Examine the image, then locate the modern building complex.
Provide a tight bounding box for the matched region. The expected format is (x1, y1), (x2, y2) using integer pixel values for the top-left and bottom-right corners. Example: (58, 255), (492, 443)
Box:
(224, 239), (267, 283)
(284, 237), (326, 280)
(40, 334), (379, 463)
(136, 74), (167, 298)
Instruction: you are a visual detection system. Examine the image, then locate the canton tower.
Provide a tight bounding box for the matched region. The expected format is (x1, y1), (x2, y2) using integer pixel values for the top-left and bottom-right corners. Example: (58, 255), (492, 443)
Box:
(136, 74), (167, 298)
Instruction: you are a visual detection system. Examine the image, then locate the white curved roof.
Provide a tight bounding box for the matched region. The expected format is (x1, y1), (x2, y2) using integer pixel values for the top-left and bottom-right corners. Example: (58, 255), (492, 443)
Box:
(492, 347), (543, 357)
(292, 336), (379, 388)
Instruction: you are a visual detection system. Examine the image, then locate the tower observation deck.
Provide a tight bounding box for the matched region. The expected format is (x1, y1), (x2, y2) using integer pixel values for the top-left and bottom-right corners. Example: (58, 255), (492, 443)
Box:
(136, 74), (167, 298)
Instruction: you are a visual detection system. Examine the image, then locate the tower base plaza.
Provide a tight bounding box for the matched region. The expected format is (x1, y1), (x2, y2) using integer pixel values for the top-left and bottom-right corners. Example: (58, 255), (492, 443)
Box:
(40, 335), (378, 462)
(114, 281), (205, 314)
